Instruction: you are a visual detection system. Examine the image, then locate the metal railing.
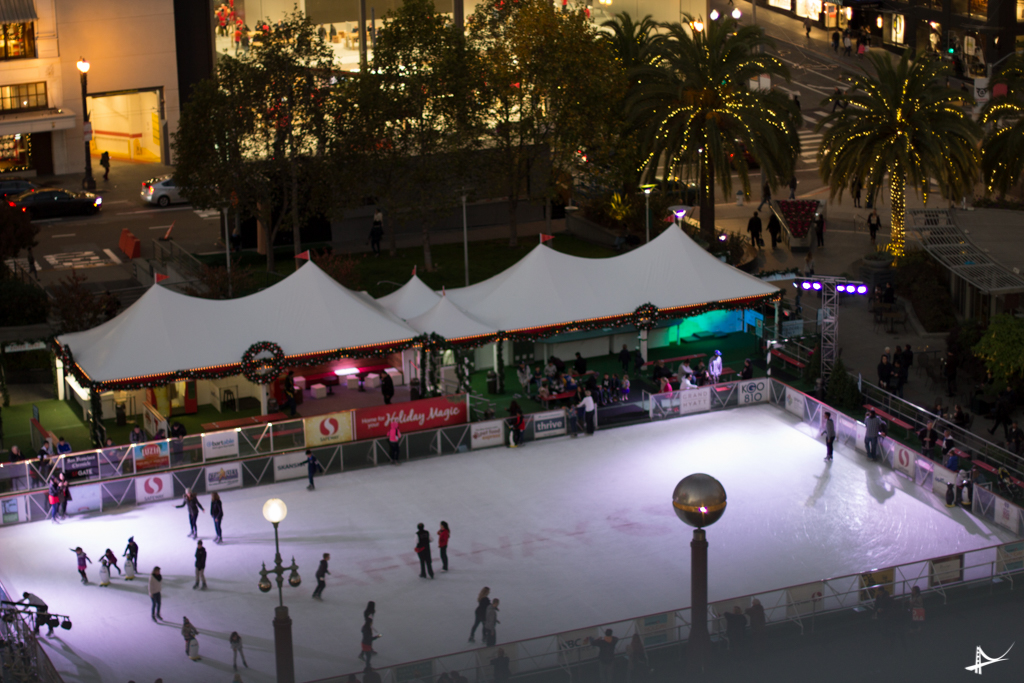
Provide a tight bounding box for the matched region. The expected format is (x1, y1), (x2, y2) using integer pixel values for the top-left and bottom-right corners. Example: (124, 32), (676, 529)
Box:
(152, 239), (204, 281)
(0, 579), (62, 683)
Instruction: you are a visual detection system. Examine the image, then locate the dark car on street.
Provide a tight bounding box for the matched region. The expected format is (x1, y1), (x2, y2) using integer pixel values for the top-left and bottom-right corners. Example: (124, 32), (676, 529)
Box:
(9, 188), (102, 219)
(0, 179), (38, 199)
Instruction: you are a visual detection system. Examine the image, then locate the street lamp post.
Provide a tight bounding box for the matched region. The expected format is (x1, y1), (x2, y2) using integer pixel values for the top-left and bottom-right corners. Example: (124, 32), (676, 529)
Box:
(641, 185), (656, 243)
(462, 193), (469, 287)
(76, 59), (95, 191)
(673, 474), (727, 674)
(259, 499), (301, 683)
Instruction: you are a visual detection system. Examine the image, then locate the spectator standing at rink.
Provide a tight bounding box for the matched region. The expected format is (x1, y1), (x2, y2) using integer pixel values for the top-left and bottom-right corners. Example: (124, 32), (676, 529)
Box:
(588, 629), (619, 683)
(438, 521), (450, 571)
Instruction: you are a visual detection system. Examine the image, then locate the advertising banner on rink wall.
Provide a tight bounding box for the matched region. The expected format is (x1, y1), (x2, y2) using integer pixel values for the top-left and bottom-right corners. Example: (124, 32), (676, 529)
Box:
(134, 441), (170, 472)
(532, 410), (566, 439)
(68, 483), (102, 515)
(353, 395), (467, 441)
(202, 431), (240, 460)
(1, 496), (26, 525)
(135, 473), (174, 504)
(303, 410), (354, 448)
(635, 612), (676, 647)
(678, 387), (711, 415)
(470, 419), (505, 449)
(739, 379), (768, 404)
(205, 462), (243, 492)
(785, 387), (805, 418)
(274, 451), (310, 482)
(556, 627), (599, 664)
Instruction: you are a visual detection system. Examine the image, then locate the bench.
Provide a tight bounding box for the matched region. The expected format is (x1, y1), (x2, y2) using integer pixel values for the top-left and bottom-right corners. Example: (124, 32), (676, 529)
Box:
(644, 353), (706, 368)
(973, 460), (1024, 490)
(201, 412), (288, 431)
(862, 405), (913, 431)
(771, 349), (806, 371)
(541, 390), (577, 409)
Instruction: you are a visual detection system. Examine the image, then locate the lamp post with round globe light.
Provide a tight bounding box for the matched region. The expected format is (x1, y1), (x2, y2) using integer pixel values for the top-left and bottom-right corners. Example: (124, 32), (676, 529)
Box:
(673, 474), (727, 674)
(75, 58), (95, 191)
(259, 498), (301, 683)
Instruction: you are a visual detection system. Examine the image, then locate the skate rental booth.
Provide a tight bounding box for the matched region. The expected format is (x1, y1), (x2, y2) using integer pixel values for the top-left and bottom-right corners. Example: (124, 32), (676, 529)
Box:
(50, 226), (782, 445)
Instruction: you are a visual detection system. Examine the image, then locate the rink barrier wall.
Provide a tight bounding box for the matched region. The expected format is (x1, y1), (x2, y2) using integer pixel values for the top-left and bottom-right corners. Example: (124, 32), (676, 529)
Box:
(313, 538), (1024, 683)
(3, 379), (1023, 535)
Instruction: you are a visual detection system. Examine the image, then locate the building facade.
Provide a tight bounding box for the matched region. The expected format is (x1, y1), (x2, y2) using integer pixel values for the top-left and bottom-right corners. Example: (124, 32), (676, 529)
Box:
(0, 0), (179, 177)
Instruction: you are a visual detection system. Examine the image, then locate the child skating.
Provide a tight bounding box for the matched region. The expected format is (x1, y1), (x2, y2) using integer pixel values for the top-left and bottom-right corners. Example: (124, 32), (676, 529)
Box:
(103, 548), (122, 575)
(70, 547), (91, 584)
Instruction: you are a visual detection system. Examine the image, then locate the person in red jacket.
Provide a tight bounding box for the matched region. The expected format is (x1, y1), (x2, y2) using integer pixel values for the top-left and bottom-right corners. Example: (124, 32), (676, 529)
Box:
(387, 420), (401, 465)
(508, 401), (525, 448)
(437, 521), (450, 571)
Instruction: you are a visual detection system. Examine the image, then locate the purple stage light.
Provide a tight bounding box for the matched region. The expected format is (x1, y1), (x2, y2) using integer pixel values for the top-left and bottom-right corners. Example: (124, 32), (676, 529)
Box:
(836, 284), (846, 292)
(801, 282), (812, 290)
(812, 282), (822, 291)
(857, 285), (868, 294)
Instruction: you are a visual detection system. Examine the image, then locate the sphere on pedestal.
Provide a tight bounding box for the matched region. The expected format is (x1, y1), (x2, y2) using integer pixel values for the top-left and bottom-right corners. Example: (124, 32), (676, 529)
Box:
(673, 474), (727, 528)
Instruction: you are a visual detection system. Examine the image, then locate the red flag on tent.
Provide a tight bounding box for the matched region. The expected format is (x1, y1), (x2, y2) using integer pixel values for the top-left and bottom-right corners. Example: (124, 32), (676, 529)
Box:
(539, 234), (555, 243)
(155, 272), (169, 284)
(296, 250), (310, 260)
(412, 265), (417, 276)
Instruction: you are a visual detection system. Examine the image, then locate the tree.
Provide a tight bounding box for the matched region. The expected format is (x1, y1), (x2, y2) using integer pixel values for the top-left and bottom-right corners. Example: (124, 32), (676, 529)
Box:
(600, 12), (660, 77)
(973, 314), (1024, 380)
(174, 11), (348, 274)
(183, 258), (258, 300)
(353, 0), (482, 267)
(469, 0), (623, 246)
(311, 249), (362, 290)
(981, 54), (1024, 199)
(51, 271), (117, 333)
(818, 50), (980, 259)
(629, 16), (799, 244)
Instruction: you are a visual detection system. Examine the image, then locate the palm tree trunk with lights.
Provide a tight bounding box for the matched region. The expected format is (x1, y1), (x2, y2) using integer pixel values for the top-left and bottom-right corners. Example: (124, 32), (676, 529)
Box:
(889, 170), (905, 258)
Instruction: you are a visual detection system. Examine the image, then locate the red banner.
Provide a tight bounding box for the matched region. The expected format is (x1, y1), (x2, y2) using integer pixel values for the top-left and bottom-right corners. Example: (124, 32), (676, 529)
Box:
(353, 394), (467, 441)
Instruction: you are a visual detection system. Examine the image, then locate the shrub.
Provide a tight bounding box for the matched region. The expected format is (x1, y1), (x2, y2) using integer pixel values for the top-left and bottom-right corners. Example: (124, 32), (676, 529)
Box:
(894, 250), (956, 333)
(0, 279), (48, 326)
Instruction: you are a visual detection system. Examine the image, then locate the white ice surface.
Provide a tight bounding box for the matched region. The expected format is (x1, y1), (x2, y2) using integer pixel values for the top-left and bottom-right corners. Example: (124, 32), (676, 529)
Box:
(0, 404), (1014, 683)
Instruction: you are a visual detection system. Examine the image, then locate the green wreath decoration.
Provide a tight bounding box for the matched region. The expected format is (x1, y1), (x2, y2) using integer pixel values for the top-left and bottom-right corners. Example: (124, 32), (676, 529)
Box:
(631, 303), (660, 331)
(242, 341), (285, 384)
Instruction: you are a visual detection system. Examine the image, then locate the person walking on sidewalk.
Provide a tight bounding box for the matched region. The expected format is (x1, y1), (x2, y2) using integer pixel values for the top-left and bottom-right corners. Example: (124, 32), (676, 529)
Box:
(821, 411), (836, 462)
(438, 521), (450, 571)
(99, 151), (110, 181)
(757, 182), (771, 212)
(369, 210), (384, 256)
(867, 209), (881, 244)
(415, 522), (434, 578)
(469, 587), (491, 643)
(193, 540), (207, 590)
(788, 175), (797, 199)
(766, 212), (781, 249)
(149, 567), (163, 621)
(305, 450), (324, 489)
(313, 553), (330, 599)
(747, 211), (762, 248)
(815, 213), (825, 247)
(831, 30), (840, 52)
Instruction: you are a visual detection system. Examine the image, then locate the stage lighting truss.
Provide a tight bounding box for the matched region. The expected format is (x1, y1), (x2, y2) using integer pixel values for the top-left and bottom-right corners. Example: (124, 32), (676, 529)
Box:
(788, 276), (868, 385)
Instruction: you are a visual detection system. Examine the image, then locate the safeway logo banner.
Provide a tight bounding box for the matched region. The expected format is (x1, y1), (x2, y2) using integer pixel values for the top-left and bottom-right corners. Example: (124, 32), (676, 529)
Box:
(353, 395), (467, 441)
(205, 462), (242, 492)
(135, 473), (173, 504)
(304, 410), (354, 447)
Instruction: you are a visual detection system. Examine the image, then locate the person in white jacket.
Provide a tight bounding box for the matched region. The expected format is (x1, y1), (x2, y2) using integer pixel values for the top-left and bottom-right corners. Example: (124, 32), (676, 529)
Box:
(149, 567), (163, 622)
(709, 351), (723, 384)
(577, 391), (596, 435)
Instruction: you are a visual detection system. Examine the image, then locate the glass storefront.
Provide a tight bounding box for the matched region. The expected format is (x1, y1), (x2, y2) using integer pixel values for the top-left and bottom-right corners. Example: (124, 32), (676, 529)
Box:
(953, 0), (987, 20)
(0, 82), (46, 112)
(823, 3), (850, 29)
(916, 19), (942, 55)
(889, 14), (905, 45)
(768, 0), (792, 9)
(796, 0), (822, 20)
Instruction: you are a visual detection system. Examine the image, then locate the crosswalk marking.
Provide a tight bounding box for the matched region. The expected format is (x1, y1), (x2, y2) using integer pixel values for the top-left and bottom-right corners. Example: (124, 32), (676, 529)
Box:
(194, 209), (220, 219)
(42, 251), (110, 270)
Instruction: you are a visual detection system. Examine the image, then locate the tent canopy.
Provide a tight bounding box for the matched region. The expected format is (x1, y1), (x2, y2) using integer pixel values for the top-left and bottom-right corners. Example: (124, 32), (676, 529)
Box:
(376, 274), (440, 320)
(57, 262), (418, 385)
(407, 294), (495, 340)
(444, 226), (778, 331)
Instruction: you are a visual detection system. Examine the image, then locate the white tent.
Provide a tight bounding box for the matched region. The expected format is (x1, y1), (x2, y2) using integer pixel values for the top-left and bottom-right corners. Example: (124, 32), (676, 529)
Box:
(376, 274), (440, 320)
(57, 262), (418, 384)
(407, 294), (495, 340)
(445, 226), (778, 331)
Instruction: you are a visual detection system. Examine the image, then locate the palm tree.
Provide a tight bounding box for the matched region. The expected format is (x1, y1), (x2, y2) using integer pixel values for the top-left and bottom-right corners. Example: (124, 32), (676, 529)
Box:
(600, 12), (660, 77)
(981, 54), (1024, 199)
(818, 50), (980, 258)
(629, 16), (799, 243)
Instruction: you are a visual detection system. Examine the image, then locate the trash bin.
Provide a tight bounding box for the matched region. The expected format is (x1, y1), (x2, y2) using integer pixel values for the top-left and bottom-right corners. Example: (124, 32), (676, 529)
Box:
(410, 386), (421, 402)
(736, 190), (744, 206)
(487, 370), (498, 395)
(268, 398), (279, 413)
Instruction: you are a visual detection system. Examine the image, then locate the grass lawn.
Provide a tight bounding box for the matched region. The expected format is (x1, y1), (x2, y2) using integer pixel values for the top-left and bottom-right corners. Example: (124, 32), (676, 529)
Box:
(3, 400), (93, 454)
(196, 235), (616, 299)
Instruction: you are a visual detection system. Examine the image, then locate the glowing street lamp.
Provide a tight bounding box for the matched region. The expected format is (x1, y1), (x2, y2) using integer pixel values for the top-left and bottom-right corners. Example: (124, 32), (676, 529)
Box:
(259, 498), (301, 683)
(709, 9), (719, 20)
(76, 59), (95, 191)
(641, 184), (657, 243)
(692, 18), (704, 32)
(731, 7), (742, 19)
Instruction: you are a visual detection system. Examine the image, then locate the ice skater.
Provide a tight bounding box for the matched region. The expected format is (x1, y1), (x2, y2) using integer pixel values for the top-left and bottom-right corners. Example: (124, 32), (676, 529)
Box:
(18, 592), (53, 636)
(123, 536), (138, 574)
(709, 350), (723, 384)
(210, 492), (224, 544)
(57, 471), (72, 519)
(821, 411), (836, 462)
(176, 488), (204, 538)
(387, 420), (401, 464)
(359, 615), (380, 665)
(484, 598), (500, 647)
(70, 547), (91, 584)
(193, 540), (207, 590)
(103, 548), (122, 575)
(438, 521), (450, 571)
(469, 587), (491, 643)
(305, 450), (324, 489)
(415, 522), (434, 578)
(312, 552), (330, 599)
(230, 631), (249, 670)
(577, 391), (595, 435)
(149, 567), (163, 622)
(182, 617), (200, 659)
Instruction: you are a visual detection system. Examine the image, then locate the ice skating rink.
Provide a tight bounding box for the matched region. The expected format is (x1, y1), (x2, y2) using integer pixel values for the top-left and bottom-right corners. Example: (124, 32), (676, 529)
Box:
(0, 404), (1014, 683)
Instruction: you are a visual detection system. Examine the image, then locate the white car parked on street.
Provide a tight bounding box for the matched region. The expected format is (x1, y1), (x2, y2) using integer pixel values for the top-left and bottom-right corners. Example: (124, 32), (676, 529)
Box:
(140, 175), (185, 207)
